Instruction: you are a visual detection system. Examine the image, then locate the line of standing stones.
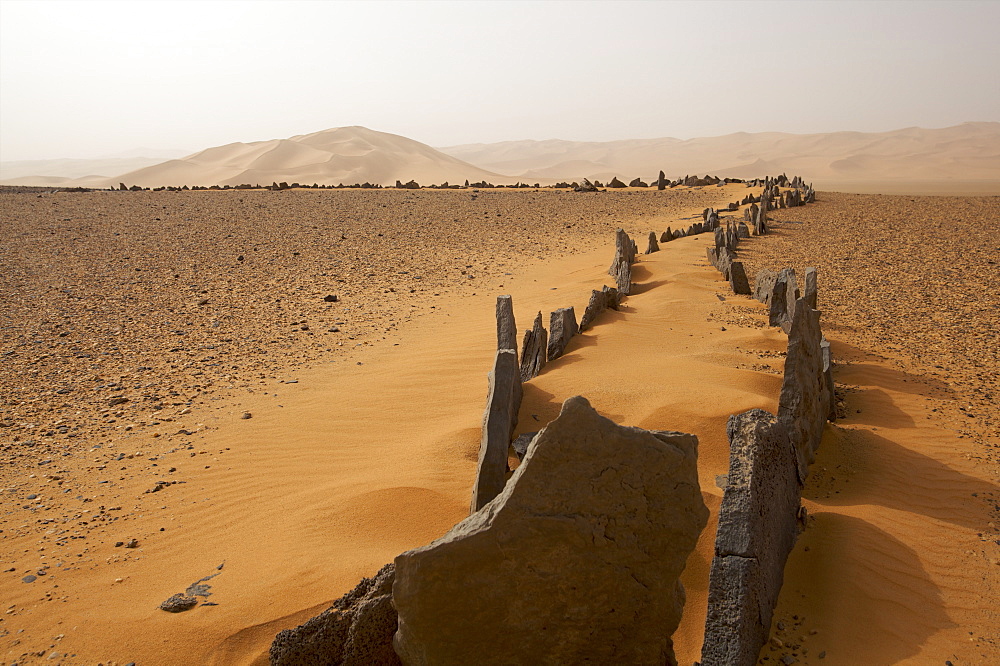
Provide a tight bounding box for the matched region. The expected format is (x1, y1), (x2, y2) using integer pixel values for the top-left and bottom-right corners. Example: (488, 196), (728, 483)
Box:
(268, 176), (827, 665)
(699, 178), (835, 666)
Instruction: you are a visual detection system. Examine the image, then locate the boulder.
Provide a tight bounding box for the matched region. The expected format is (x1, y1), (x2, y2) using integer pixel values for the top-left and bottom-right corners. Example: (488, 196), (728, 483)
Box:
(660, 227), (673, 243)
(729, 262), (752, 295)
(470, 349), (522, 512)
(777, 299), (831, 482)
(753, 269), (777, 304)
(270, 563), (399, 666)
(574, 178), (599, 192)
(737, 221), (750, 239)
(804, 267), (818, 309)
(645, 231), (660, 254)
(628, 177), (648, 188)
(518, 312), (548, 382)
(579, 286), (620, 331)
(701, 410), (799, 666)
(511, 431), (538, 461)
(706, 247), (719, 270)
(768, 269), (799, 332)
(657, 170), (667, 190)
(608, 176), (627, 188)
(610, 256), (631, 295)
(547, 307), (578, 361)
(495, 295), (517, 353)
(393, 396), (708, 666)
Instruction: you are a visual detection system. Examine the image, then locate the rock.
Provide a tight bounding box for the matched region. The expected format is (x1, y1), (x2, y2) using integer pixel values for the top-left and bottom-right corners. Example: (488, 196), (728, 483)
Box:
(768, 269), (799, 332)
(804, 267), (817, 309)
(753, 269), (777, 304)
(511, 431), (538, 461)
(657, 170), (667, 190)
(573, 178), (599, 193)
(270, 563), (399, 666)
(628, 177), (648, 188)
(518, 312), (548, 382)
(706, 247), (719, 270)
(610, 256), (631, 295)
(324, 294), (340, 302)
(160, 593), (198, 613)
(495, 295), (517, 353)
(737, 221), (750, 239)
(547, 307), (578, 361)
(393, 396), (708, 666)
(660, 227), (673, 243)
(241, 411), (252, 419)
(470, 349), (522, 512)
(821, 336), (836, 422)
(777, 299), (831, 482)
(717, 248), (734, 281)
(119, 182), (128, 191)
(729, 262), (752, 295)
(701, 409), (800, 666)
(607, 177), (627, 188)
(579, 286), (618, 331)
(645, 231), (660, 254)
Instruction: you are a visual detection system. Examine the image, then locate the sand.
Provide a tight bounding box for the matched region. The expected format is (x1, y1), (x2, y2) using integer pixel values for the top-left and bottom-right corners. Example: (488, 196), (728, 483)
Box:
(1, 185), (997, 665)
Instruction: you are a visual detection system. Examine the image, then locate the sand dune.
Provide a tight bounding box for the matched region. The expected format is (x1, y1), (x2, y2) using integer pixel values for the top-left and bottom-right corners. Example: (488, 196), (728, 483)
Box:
(440, 122), (1000, 190)
(0, 157), (173, 186)
(104, 127), (512, 188)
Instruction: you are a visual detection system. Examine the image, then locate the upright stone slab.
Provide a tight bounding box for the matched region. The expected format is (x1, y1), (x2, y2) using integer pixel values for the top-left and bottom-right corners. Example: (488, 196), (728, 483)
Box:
(701, 410), (800, 666)
(470, 349), (522, 512)
(518, 312), (548, 382)
(645, 231), (660, 254)
(804, 267), (818, 309)
(660, 227), (673, 243)
(821, 336), (836, 422)
(547, 307), (578, 361)
(777, 299), (831, 482)
(754, 269), (778, 304)
(737, 221), (750, 239)
(768, 269), (798, 332)
(495, 295), (517, 353)
(270, 563), (400, 666)
(393, 396), (708, 666)
(657, 170), (667, 190)
(706, 247), (719, 270)
(729, 262), (752, 295)
(610, 256), (632, 295)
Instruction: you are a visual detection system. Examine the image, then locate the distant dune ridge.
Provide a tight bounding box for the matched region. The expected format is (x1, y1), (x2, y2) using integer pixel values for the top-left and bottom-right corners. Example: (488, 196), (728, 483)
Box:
(2, 122), (998, 190)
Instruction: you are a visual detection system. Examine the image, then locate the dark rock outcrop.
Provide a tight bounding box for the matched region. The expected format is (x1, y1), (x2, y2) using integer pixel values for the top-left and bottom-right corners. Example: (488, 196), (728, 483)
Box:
(579, 286), (621, 331)
(547, 307), (578, 361)
(607, 176), (627, 188)
(645, 231), (660, 254)
(495, 295), (518, 353)
(270, 563), (399, 666)
(729, 262), (752, 295)
(393, 396), (707, 666)
(518, 312), (548, 382)
(753, 269), (778, 304)
(701, 409), (799, 666)
(629, 177), (648, 188)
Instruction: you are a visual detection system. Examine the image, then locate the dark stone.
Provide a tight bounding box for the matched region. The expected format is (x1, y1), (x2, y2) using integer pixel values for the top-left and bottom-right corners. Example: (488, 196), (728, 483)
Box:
(768, 269), (799, 332)
(160, 593), (199, 613)
(660, 227), (673, 243)
(519, 312), (548, 382)
(512, 431), (538, 461)
(607, 177), (627, 188)
(574, 178), (599, 192)
(495, 295), (518, 353)
(804, 267), (818, 309)
(753, 269), (778, 304)
(777, 299), (832, 482)
(706, 247), (719, 270)
(645, 231), (659, 254)
(657, 170), (667, 190)
(610, 256), (631, 295)
(470, 348), (522, 512)
(737, 222), (750, 239)
(579, 287), (619, 331)
(729, 262), (752, 295)
(628, 177), (648, 187)
(701, 409), (799, 666)
(547, 307), (578, 361)
(324, 294), (340, 303)
(392, 396), (707, 666)
(270, 563), (399, 666)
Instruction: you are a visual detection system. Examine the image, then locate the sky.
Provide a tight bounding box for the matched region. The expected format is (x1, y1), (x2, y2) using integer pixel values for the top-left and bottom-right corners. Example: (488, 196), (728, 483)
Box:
(1, 0), (999, 161)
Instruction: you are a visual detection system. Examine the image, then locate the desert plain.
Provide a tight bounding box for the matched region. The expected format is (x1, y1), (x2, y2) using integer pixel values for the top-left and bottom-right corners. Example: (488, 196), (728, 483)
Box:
(0, 179), (998, 665)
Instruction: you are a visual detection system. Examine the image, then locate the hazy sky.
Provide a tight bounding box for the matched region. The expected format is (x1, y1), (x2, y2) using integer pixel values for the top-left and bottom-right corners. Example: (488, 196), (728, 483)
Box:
(2, 0), (998, 160)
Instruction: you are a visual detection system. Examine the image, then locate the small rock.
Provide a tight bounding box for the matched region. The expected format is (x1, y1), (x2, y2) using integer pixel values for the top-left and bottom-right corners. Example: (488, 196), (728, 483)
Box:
(125, 539), (139, 548)
(159, 593), (198, 613)
(323, 294), (339, 302)
(22, 575), (37, 583)
(241, 412), (252, 420)
(26, 493), (37, 500)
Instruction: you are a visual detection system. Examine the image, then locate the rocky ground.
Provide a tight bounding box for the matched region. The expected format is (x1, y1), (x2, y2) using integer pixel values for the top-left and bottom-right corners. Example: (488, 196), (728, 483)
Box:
(0, 186), (728, 473)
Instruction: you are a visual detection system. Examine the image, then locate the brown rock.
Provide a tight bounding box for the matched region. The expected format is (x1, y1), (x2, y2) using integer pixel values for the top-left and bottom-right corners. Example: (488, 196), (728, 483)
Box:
(547, 307), (578, 361)
(470, 348), (522, 512)
(393, 396), (708, 666)
(645, 231), (660, 254)
(518, 312), (547, 382)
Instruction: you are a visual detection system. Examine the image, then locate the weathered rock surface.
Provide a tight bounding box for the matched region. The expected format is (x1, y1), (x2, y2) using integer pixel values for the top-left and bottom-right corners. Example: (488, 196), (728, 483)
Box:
(645, 231), (660, 254)
(579, 286), (620, 331)
(729, 261), (752, 295)
(608, 228), (636, 295)
(608, 176), (627, 188)
(657, 170), (667, 190)
(777, 299), (831, 481)
(628, 177), (648, 188)
(753, 269), (777, 304)
(392, 396), (708, 666)
(546, 307), (578, 361)
(518, 312), (548, 382)
(495, 295), (517, 353)
(768, 269), (799, 332)
(660, 227), (673, 243)
(270, 563), (400, 666)
(511, 431), (538, 461)
(804, 266), (818, 309)
(701, 409), (800, 666)
(159, 593), (198, 613)
(470, 348), (522, 512)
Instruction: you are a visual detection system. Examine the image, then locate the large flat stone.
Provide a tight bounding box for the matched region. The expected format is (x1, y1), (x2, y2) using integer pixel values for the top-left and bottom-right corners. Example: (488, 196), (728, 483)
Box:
(393, 396), (708, 666)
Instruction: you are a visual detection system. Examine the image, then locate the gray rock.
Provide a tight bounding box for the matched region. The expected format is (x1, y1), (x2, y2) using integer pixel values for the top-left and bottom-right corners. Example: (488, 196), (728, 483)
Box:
(657, 170), (667, 190)
(495, 295), (517, 353)
(737, 221), (750, 239)
(804, 267), (818, 309)
(518, 312), (548, 382)
(660, 227), (673, 243)
(777, 299), (831, 482)
(393, 396), (708, 666)
(645, 231), (659, 254)
(160, 594), (198, 613)
(768, 269), (799, 333)
(608, 229), (635, 295)
(270, 563), (400, 666)
(753, 269), (778, 304)
(701, 409), (799, 666)
(511, 431), (538, 461)
(610, 256), (631, 295)
(547, 307), (578, 361)
(628, 177), (648, 188)
(717, 248), (734, 280)
(729, 262), (752, 295)
(470, 349), (522, 512)
(706, 247), (719, 270)
(821, 336), (836, 422)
